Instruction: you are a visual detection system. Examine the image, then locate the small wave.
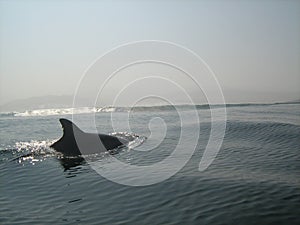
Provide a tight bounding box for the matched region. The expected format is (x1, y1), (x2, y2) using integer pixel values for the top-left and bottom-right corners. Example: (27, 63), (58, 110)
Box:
(110, 132), (147, 149)
(2, 140), (57, 166)
(14, 140), (55, 153)
(0, 111), (18, 117)
(96, 106), (117, 113)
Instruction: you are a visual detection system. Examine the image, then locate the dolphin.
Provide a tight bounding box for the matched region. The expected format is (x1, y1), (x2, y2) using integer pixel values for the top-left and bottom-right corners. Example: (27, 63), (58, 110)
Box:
(50, 118), (128, 156)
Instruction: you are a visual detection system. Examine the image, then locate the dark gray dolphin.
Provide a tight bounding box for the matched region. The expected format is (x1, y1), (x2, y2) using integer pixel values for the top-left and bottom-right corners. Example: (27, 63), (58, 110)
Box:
(50, 118), (128, 156)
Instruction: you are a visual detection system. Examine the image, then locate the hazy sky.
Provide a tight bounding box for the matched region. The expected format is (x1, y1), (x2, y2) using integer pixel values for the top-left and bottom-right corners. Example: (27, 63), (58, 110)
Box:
(0, 0), (299, 105)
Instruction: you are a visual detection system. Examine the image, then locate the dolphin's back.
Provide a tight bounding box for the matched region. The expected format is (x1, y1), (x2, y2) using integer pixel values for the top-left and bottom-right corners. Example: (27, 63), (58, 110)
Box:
(50, 118), (128, 156)
(98, 133), (125, 150)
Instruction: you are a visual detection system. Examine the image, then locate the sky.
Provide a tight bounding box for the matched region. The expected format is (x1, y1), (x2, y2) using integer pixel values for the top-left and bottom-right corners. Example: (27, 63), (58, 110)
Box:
(0, 0), (299, 106)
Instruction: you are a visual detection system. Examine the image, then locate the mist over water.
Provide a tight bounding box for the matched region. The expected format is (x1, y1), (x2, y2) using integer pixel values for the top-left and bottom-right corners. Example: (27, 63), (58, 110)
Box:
(1, 1), (300, 105)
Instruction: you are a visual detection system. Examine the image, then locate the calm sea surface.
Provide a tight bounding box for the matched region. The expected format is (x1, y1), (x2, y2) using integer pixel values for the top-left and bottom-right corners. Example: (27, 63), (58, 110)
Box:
(1, 103), (299, 224)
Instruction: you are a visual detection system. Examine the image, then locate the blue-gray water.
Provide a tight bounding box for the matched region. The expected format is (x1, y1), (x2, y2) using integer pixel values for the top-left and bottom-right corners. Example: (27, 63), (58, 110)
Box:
(1, 103), (299, 224)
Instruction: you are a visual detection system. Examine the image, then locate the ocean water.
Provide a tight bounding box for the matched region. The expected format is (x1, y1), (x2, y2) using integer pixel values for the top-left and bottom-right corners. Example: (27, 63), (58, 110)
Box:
(0, 103), (299, 224)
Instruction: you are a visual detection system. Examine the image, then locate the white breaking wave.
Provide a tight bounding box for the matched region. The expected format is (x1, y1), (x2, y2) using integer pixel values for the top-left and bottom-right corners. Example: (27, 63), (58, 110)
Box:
(13, 107), (118, 117)
(96, 106), (117, 113)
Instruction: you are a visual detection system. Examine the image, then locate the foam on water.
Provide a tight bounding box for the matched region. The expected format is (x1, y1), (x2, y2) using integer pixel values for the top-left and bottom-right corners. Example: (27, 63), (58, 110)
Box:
(14, 107), (97, 117)
(2, 131), (146, 168)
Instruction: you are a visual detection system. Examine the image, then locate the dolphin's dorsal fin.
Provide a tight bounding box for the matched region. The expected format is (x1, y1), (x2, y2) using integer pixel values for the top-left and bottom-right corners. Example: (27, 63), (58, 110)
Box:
(59, 118), (83, 137)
